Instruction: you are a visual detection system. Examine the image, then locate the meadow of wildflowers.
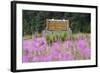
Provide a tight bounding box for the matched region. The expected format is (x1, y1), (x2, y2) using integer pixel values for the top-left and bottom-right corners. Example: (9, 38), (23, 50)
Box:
(22, 33), (91, 63)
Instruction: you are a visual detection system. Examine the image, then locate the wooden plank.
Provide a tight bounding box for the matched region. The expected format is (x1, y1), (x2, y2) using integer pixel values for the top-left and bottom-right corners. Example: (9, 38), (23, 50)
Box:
(46, 20), (69, 31)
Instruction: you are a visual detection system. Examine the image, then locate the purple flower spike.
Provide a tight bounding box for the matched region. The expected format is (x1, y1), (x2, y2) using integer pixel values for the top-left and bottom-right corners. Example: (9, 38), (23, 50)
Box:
(80, 48), (91, 58)
(51, 42), (61, 51)
(51, 50), (60, 57)
(50, 49), (62, 61)
(32, 38), (40, 48)
(64, 40), (72, 49)
(32, 37), (47, 51)
(23, 40), (32, 50)
(61, 53), (74, 61)
(32, 56), (39, 62)
(77, 39), (87, 50)
(43, 55), (52, 61)
(37, 55), (52, 62)
(22, 56), (29, 62)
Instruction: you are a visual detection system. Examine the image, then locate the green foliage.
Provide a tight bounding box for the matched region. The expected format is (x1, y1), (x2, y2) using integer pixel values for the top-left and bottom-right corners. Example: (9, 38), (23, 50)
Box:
(49, 34), (54, 44)
(46, 32), (67, 44)
(23, 19), (32, 36)
(71, 34), (77, 41)
(71, 14), (91, 33)
(46, 34), (54, 45)
(23, 10), (91, 36)
(46, 35), (50, 45)
(60, 31), (67, 42)
(52, 33), (57, 42)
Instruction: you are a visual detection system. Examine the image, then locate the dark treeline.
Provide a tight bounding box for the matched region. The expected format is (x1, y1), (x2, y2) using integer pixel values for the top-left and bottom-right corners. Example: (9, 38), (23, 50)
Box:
(23, 10), (91, 36)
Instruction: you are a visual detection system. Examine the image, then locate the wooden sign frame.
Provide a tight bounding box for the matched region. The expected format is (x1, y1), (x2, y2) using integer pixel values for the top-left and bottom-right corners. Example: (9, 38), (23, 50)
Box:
(46, 19), (69, 31)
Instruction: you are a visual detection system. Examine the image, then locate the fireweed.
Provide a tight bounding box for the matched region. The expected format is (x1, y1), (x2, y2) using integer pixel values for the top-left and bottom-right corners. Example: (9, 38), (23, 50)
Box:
(22, 34), (91, 62)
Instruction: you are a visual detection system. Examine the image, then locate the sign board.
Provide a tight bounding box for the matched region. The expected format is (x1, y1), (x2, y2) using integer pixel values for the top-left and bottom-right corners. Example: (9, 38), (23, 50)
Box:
(46, 19), (69, 31)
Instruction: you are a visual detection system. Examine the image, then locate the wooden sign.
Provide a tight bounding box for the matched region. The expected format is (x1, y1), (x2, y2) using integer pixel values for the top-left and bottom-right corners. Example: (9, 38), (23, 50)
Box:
(46, 19), (69, 31)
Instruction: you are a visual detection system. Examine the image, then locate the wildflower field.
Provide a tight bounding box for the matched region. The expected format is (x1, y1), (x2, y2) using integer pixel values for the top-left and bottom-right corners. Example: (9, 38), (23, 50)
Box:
(22, 33), (91, 62)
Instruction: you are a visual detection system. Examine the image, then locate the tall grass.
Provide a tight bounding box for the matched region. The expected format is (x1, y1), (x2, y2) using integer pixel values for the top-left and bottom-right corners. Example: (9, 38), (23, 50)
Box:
(60, 31), (67, 42)
(46, 31), (68, 45)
